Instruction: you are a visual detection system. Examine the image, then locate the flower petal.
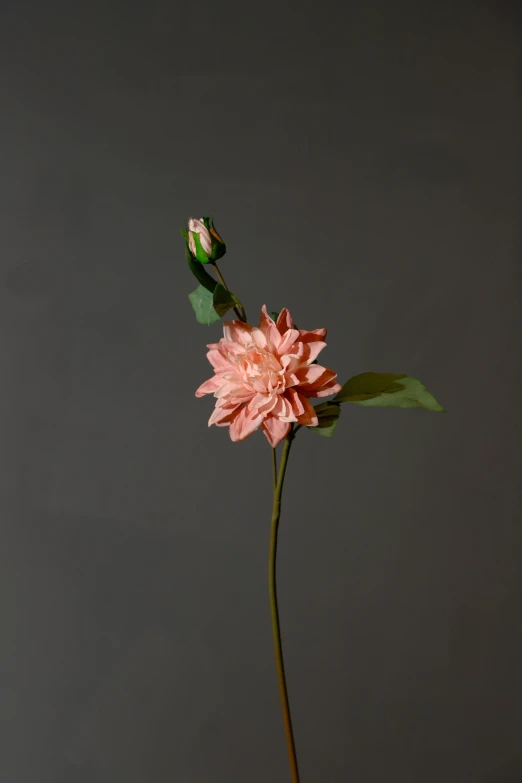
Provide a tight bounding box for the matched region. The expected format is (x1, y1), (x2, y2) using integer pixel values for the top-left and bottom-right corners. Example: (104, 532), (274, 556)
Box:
(214, 383), (253, 404)
(277, 328), (300, 356)
(229, 405), (265, 442)
(208, 339), (244, 355)
(299, 328), (327, 343)
(283, 371), (300, 389)
(250, 327), (267, 349)
(223, 321), (255, 346)
(250, 392), (279, 415)
(285, 388), (305, 418)
(259, 305), (282, 351)
(285, 388), (319, 424)
(271, 394), (297, 422)
(294, 364), (330, 386)
(276, 308), (295, 334)
(206, 349), (233, 373)
(261, 417), (291, 447)
(308, 380), (342, 398)
(280, 342), (306, 371)
(209, 402), (243, 426)
(296, 366), (341, 397)
(188, 217), (212, 255)
(294, 392), (319, 426)
(303, 341), (327, 365)
(195, 376), (223, 397)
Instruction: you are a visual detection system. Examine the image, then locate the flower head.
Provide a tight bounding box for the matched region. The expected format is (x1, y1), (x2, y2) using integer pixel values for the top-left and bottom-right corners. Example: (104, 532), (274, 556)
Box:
(196, 306), (342, 447)
(187, 216), (226, 263)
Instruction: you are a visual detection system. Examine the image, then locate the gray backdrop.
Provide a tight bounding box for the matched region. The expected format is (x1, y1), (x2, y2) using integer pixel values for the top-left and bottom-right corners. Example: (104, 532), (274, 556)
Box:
(1, 1), (521, 781)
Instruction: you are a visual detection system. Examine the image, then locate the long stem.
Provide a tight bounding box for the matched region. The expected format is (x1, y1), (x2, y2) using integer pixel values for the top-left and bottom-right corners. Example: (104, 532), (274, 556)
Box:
(269, 431), (299, 782)
(271, 447), (278, 489)
(212, 261), (247, 322)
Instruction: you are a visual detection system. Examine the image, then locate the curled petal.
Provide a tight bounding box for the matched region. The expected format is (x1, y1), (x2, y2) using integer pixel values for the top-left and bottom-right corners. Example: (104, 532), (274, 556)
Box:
(309, 380), (342, 398)
(223, 321), (255, 346)
(276, 308), (294, 334)
(285, 388), (305, 418)
(251, 377), (270, 393)
(285, 388), (318, 425)
(195, 376), (223, 397)
(223, 371), (247, 388)
(214, 383), (252, 404)
(229, 405), (265, 442)
(299, 328), (327, 343)
(271, 394), (297, 423)
(206, 349), (234, 373)
(277, 328), (300, 356)
(296, 366), (341, 397)
(294, 391), (319, 425)
(207, 339), (244, 355)
(294, 364), (330, 387)
(250, 327), (267, 349)
(261, 417), (291, 447)
(250, 392), (279, 415)
(283, 371), (300, 389)
(280, 343), (306, 373)
(259, 305), (282, 351)
(209, 402), (243, 426)
(303, 341), (327, 365)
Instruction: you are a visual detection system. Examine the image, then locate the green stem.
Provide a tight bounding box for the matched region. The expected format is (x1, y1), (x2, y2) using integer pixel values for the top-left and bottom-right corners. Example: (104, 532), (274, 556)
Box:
(271, 447), (278, 490)
(212, 262), (247, 322)
(269, 430), (300, 783)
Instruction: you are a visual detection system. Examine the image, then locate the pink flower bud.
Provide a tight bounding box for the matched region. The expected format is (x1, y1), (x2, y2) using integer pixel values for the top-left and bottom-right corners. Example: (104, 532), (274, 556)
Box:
(188, 217), (213, 258)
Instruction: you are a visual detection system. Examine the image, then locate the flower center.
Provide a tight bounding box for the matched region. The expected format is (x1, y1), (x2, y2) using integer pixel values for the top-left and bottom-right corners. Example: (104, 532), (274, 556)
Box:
(233, 344), (283, 391)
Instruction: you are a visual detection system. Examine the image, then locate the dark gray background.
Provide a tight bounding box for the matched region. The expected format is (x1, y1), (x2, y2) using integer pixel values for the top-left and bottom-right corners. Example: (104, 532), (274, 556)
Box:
(1, 1), (521, 781)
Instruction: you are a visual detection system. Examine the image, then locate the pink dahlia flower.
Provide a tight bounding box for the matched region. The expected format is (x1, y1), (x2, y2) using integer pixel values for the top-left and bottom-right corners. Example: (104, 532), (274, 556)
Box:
(195, 305), (342, 447)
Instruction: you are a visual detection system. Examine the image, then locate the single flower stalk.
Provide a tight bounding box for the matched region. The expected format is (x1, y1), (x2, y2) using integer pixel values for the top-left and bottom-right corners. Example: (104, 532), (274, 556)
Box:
(196, 305), (342, 447)
(184, 216), (446, 783)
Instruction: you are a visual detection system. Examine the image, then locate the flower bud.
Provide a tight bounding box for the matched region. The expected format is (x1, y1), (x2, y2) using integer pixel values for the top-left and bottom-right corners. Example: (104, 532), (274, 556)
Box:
(187, 216), (226, 264)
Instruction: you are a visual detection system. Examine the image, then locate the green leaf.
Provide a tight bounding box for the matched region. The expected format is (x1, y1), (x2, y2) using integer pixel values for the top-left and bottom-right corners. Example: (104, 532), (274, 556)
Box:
(334, 373), (446, 412)
(309, 401), (341, 438)
(188, 281), (242, 325)
(186, 247), (217, 292)
(311, 420), (339, 437)
(212, 284), (242, 317)
(180, 228), (189, 239)
(188, 285), (222, 325)
(335, 373), (407, 400)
